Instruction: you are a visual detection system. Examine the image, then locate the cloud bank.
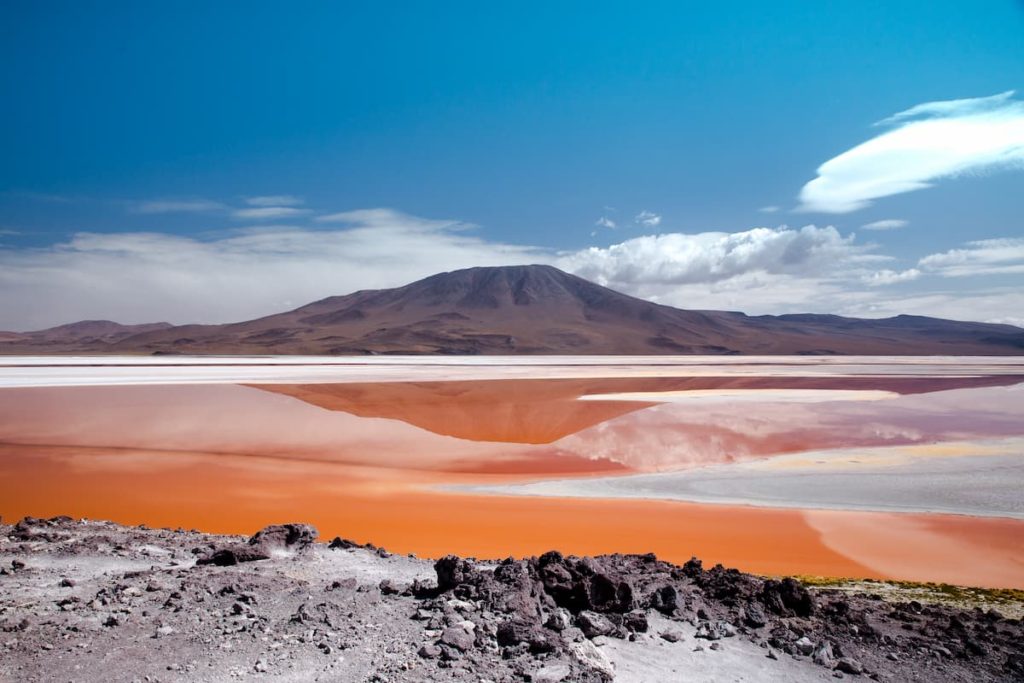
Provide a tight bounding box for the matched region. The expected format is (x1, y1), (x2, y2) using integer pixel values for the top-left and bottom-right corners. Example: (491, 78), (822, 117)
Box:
(0, 210), (544, 330)
(799, 91), (1024, 213)
(919, 237), (1024, 277)
(0, 208), (1020, 331)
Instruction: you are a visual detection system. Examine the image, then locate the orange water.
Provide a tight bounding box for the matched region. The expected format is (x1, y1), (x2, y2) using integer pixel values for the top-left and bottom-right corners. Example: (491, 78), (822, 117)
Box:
(1, 373), (1022, 587)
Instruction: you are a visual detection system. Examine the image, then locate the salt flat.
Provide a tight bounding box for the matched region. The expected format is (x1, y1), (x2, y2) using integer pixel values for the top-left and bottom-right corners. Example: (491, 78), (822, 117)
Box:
(1, 354), (1023, 387)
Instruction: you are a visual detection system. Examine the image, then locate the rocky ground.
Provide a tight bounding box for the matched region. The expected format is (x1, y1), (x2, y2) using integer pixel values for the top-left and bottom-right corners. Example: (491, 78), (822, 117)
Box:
(1, 516), (1022, 682)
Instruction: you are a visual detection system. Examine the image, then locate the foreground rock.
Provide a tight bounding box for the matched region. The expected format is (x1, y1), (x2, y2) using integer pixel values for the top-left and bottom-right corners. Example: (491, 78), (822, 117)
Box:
(1, 516), (1021, 682)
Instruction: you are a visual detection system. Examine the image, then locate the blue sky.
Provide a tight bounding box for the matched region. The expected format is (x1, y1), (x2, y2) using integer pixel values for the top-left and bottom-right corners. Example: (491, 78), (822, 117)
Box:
(1, 1), (1023, 329)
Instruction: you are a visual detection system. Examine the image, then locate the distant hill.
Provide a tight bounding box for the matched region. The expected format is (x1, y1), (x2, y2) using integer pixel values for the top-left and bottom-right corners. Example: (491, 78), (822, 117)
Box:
(2, 265), (1022, 355)
(0, 320), (173, 349)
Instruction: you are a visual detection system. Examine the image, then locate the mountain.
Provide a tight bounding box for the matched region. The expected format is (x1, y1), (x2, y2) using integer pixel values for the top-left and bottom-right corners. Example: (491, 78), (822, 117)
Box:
(2, 265), (1022, 355)
(0, 320), (173, 349)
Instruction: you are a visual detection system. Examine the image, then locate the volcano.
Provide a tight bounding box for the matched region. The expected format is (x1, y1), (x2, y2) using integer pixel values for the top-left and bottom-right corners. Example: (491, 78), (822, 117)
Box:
(2, 264), (1022, 355)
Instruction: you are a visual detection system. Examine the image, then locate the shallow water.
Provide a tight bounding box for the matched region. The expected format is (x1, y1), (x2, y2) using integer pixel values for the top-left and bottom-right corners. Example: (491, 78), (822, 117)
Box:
(1, 356), (1022, 587)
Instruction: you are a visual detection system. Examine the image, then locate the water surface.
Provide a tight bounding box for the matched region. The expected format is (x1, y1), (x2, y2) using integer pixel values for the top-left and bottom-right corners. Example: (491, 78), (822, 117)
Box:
(1, 356), (1022, 587)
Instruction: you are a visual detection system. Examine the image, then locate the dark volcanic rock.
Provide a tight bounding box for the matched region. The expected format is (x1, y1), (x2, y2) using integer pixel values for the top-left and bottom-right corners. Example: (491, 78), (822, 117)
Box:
(248, 523), (317, 553)
(576, 611), (616, 638)
(435, 555), (480, 592)
(196, 523), (316, 565)
(5, 517), (1021, 683)
(439, 625), (475, 651)
(196, 546), (270, 566)
(762, 577), (815, 617)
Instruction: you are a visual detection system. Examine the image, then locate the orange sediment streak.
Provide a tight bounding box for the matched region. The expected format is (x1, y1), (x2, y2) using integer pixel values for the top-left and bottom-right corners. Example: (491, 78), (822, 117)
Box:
(2, 444), (1021, 589)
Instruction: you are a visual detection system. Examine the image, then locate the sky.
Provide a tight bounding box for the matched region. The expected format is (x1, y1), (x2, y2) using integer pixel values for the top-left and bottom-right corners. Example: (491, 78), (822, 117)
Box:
(1, 1), (1023, 330)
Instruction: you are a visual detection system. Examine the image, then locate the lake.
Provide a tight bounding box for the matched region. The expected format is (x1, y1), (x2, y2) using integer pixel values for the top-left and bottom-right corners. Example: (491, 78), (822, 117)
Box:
(1, 356), (1022, 588)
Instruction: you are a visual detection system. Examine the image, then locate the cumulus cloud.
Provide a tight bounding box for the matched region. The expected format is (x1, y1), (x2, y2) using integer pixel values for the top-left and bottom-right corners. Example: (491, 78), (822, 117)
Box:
(595, 216), (616, 229)
(798, 91), (1024, 213)
(861, 219), (908, 231)
(244, 195), (304, 207)
(133, 199), (225, 214)
(558, 224), (871, 288)
(758, 206), (780, 213)
(232, 206), (311, 220)
(862, 268), (921, 286)
(918, 237), (1024, 277)
(634, 210), (661, 227)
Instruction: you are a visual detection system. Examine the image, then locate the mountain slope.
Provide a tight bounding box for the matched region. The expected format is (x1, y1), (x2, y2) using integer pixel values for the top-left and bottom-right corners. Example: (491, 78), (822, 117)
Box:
(0, 320), (173, 349)
(2, 265), (1022, 355)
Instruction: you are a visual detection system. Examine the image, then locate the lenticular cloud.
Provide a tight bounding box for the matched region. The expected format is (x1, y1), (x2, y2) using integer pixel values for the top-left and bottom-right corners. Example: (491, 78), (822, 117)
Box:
(798, 91), (1024, 213)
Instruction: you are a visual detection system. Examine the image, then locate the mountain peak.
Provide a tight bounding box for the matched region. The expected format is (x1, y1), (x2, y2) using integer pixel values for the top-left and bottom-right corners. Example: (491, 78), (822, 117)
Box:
(1, 266), (1021, 356)
(403, 264), (598, 309)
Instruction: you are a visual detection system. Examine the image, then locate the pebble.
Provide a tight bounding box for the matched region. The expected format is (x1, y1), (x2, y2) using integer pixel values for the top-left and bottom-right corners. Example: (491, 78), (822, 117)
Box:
(532, 661), (571, 683)
(660, 629), (683, 643)
(440, 625), (475, 651)
(836, 657), (864, 675)
(418, 643), (441, 659)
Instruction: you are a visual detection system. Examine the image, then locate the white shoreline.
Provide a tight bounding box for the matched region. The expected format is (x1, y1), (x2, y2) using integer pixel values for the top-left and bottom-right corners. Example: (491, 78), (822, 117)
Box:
(1, 355), (1022, 388)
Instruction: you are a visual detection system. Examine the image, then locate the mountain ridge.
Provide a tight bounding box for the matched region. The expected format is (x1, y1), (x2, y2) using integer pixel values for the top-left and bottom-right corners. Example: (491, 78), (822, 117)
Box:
(2, 264), (1022, 355)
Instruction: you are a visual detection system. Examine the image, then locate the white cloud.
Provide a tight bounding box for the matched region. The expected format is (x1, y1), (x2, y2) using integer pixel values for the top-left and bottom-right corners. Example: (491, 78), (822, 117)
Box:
(758, 205), (780, 213)
(798, 91), (1024, 213)
(634, 210), (661, 227)
(313, 208), (471, 231)
(232, 206), (311, 220)
(918, 237), (1024, 277)
(0, 210), (545, 330)
(861, 219), (908, 231)
(133, 199), (225, 214)
(558, 224), (869, 288)
(862, 268), (921, 286)
(1, 208), (1020, 331)
(595, 216), (616, 229)
(244, 195), (304, 207)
